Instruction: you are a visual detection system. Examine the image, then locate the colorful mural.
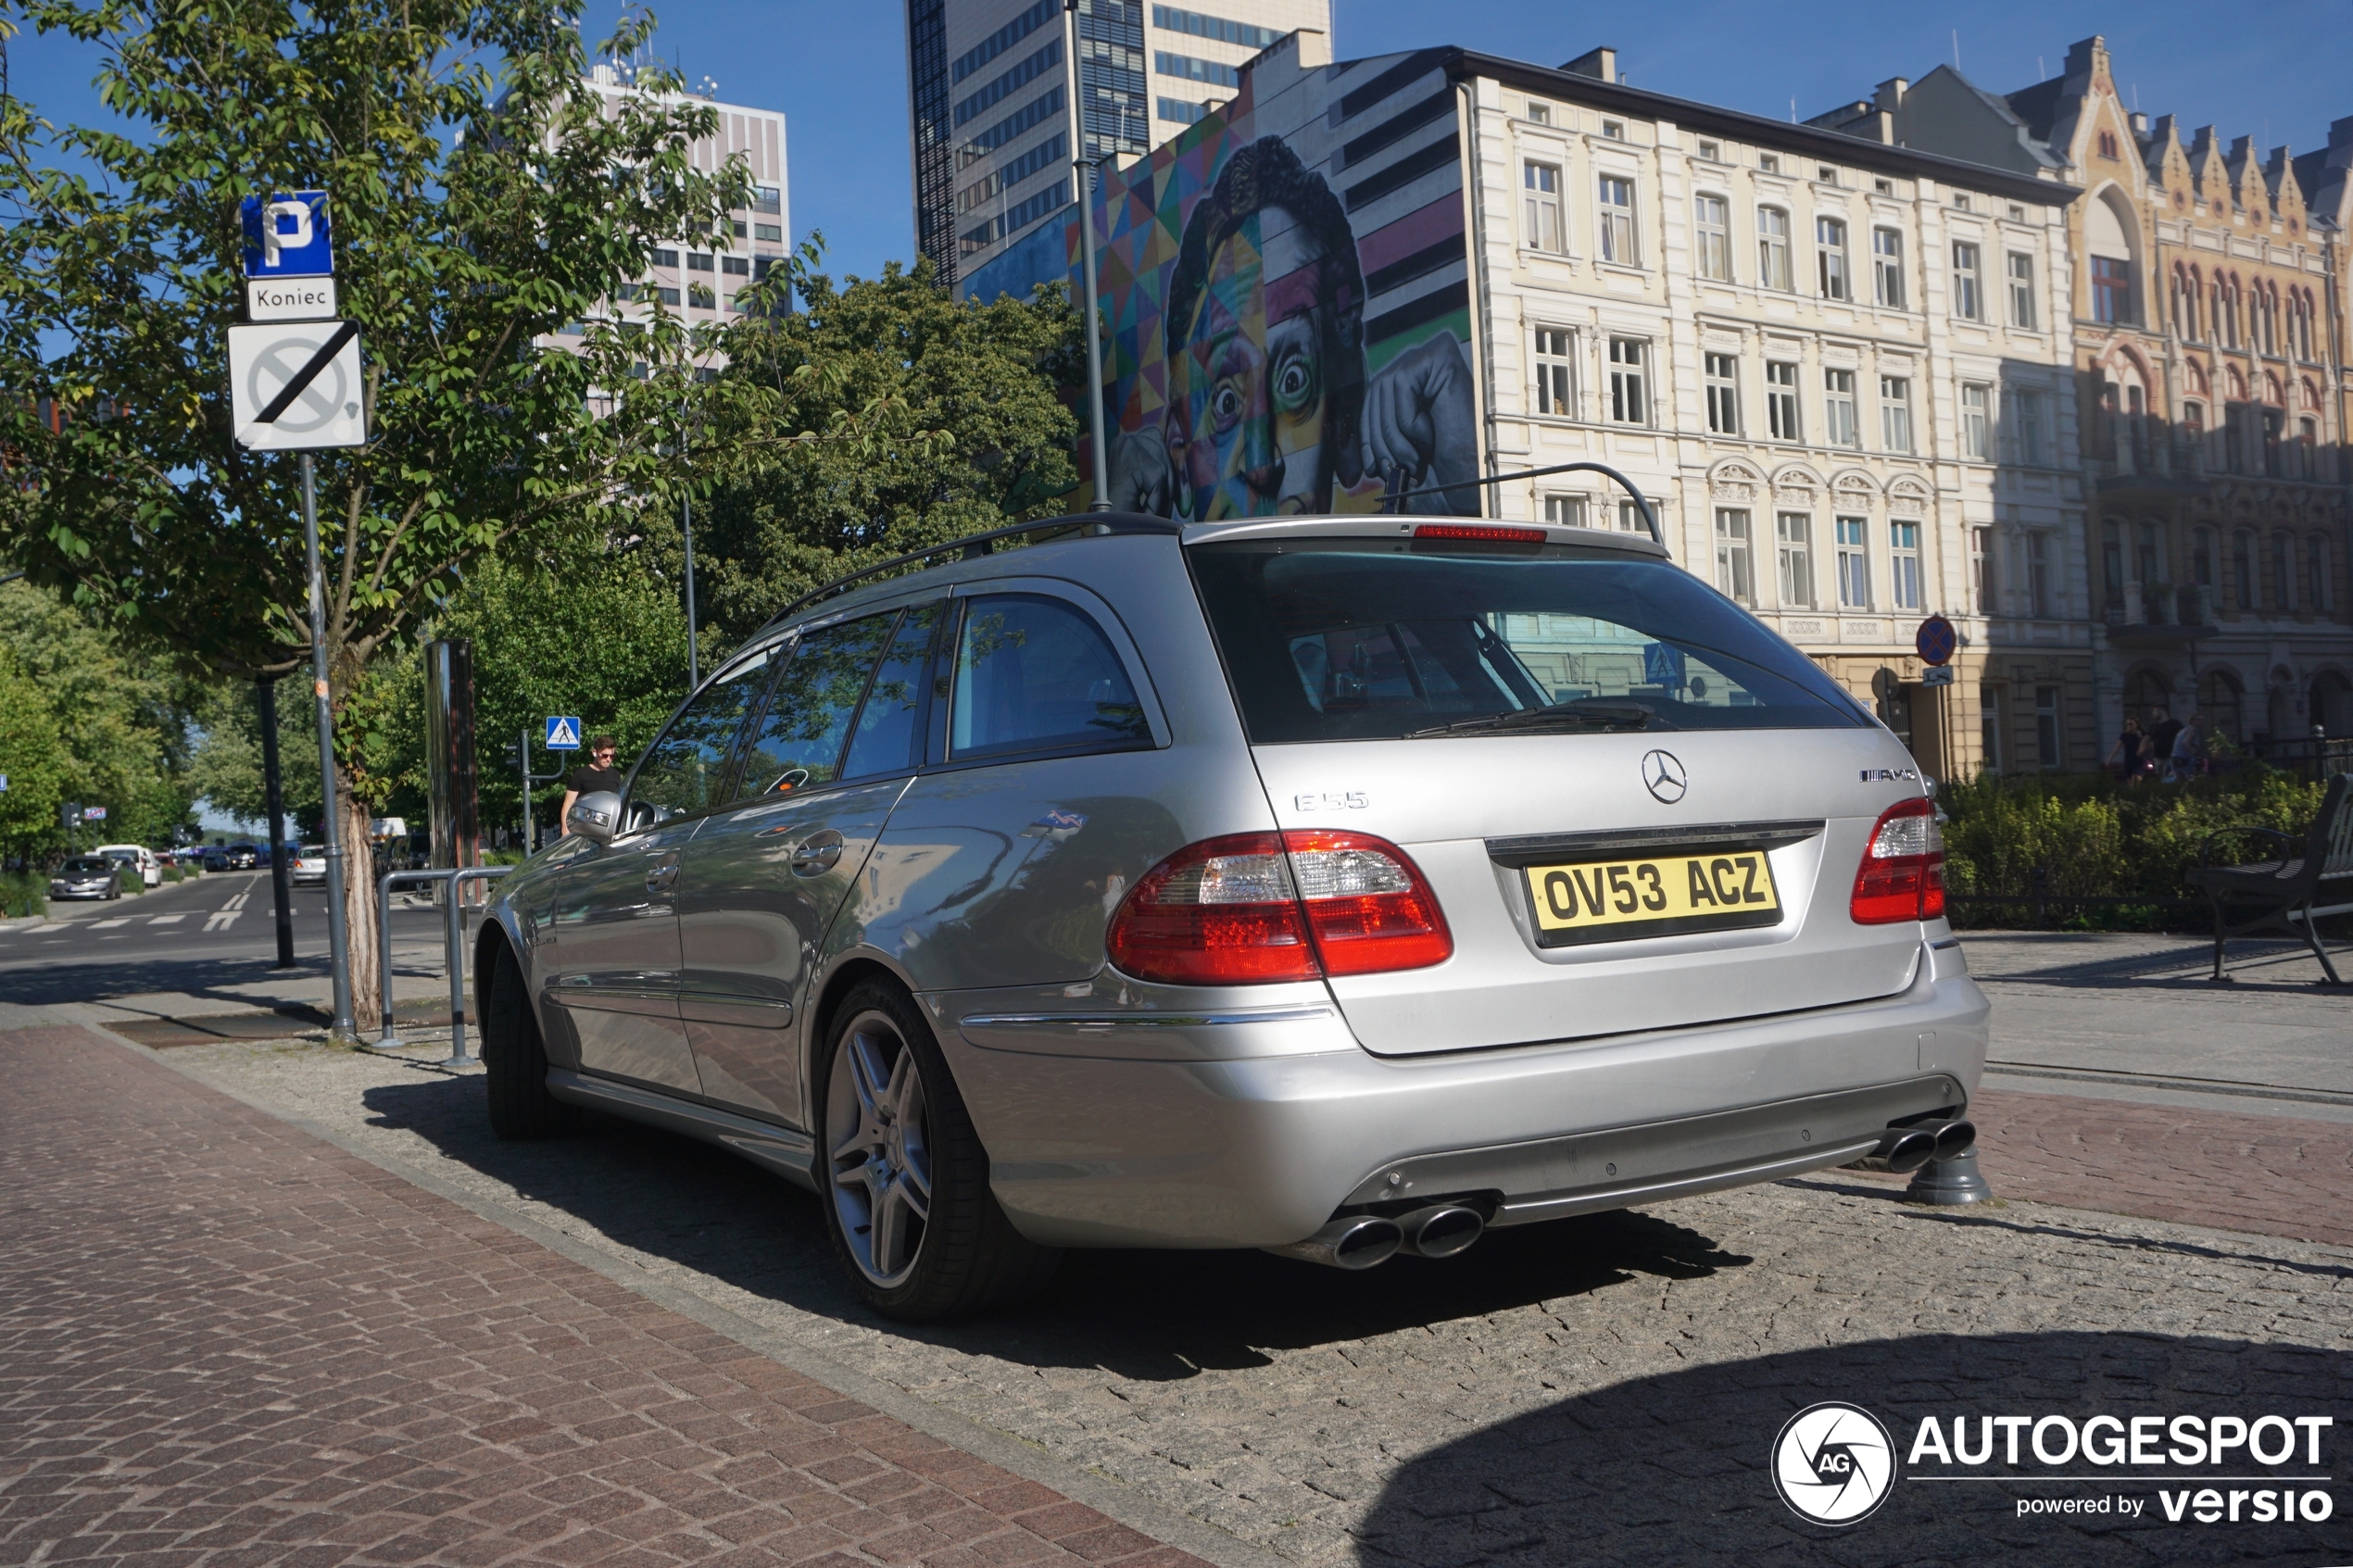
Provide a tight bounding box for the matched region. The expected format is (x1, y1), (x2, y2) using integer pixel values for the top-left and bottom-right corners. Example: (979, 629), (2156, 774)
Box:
(1090, 48), (1478, 520)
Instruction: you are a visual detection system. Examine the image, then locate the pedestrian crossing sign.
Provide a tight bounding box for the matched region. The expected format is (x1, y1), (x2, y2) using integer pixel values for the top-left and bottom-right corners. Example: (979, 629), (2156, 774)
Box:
(545, 717), (583, 750)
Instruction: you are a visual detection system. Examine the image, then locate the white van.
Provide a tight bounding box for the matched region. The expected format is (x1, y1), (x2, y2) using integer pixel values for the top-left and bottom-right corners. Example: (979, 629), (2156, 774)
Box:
(94, 844), (160, 888)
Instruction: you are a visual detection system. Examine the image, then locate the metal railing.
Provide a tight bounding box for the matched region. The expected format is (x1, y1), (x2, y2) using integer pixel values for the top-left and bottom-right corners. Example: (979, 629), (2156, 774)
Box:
(372, 865), (512, 1064)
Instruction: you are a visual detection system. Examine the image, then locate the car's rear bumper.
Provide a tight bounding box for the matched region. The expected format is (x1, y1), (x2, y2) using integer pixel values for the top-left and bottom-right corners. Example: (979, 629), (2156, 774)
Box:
(934, 941), (1986, 1249)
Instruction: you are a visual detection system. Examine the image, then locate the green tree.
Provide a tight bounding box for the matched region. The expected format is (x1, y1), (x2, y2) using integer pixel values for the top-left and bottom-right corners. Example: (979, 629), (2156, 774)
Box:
(0, 646), (67, 860)
(687, 258), (1083, 646)
(0, 0), (754, 1029)
(184, 680), (322, 834)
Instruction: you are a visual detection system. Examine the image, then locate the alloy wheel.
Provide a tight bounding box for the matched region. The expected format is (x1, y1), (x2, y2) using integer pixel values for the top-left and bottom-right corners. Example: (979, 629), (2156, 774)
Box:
(826, 1011), (934, 1288)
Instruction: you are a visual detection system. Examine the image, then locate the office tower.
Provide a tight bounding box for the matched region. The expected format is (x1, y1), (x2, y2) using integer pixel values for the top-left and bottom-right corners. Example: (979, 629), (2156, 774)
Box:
(906, 0), (1329, 288)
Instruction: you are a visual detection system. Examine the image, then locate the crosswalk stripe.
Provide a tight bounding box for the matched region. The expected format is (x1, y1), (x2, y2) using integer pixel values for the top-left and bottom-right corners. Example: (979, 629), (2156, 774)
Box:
(89, 918), (130, 929)
(147, 914), (186, 924)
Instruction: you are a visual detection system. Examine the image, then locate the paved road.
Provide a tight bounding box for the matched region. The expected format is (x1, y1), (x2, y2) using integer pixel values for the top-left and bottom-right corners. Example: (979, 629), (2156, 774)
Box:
(0, 871), (451, 1015)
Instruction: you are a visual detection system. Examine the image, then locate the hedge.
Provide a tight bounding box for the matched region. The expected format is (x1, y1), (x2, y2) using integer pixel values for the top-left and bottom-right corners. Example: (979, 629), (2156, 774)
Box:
(0, 871), (44, 920)
(1939, 766), (2330, 930)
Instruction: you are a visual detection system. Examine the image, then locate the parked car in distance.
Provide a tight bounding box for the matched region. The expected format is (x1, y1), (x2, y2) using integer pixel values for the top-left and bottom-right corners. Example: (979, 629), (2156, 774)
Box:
(49, 856), (123, 901)
(93, 844), (161, 887)
(293, 845), (328, 885)
(478, 511), (1989, 1323)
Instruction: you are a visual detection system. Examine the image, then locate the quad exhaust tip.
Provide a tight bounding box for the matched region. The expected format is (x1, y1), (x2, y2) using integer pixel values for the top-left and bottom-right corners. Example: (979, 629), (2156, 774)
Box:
(1267, 1203), (1489, 1270)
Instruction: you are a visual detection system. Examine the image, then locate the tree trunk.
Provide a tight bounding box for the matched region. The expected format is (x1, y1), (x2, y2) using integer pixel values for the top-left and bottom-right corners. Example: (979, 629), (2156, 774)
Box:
(338, 776), (382, 1038)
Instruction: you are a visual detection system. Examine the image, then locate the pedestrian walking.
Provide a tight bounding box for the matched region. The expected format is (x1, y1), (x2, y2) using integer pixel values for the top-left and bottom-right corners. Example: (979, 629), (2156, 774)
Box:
(2107, 717), (2148, 783)
(560, 734), (623, 835)
(2172, 712), (2209, 780)
(2147, 708), (2185, 783)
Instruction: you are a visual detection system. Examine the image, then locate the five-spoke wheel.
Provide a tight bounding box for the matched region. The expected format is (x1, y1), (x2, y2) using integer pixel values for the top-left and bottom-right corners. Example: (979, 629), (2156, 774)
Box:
(825, 1010), (935, 1288)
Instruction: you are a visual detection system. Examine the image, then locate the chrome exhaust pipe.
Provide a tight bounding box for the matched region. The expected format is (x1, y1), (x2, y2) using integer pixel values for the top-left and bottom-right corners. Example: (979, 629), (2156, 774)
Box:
(1265, 1215), (1403, 1270)
(1929, 1119), (1977, 1160)
(1873, 1127), (1939, 1173)
(1398, 1204), (1485, 1259)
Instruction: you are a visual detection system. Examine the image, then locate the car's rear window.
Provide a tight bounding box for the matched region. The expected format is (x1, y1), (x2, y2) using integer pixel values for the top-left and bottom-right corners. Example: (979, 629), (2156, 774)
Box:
(1189, 538), (1869, 743)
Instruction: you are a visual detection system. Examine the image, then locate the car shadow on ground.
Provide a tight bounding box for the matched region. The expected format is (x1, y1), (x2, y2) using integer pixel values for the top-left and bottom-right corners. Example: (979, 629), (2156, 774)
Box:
(356, 1069), (1753, 1371)
(1350, 1329), (2351, 1568)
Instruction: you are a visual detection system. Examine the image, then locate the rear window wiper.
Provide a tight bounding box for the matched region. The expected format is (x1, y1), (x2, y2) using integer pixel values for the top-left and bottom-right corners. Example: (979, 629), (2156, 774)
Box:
(1405, 700), (1665, 739)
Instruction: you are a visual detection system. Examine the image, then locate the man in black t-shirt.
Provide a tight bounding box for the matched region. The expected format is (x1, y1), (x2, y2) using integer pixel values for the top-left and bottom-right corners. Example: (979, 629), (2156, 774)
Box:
(560, 735), (623, 835)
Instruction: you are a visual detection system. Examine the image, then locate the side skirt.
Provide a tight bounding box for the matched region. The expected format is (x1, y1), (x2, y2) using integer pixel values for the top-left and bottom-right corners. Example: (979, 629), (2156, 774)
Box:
(547, 1068), (821, 1192)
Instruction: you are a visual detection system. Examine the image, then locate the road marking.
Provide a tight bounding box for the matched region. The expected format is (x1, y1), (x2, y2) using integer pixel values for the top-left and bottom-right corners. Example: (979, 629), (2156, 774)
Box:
(89, 918), (130, 929)
(203, 909), (243, 933)
(147, 914), (186, 925)
(223, 892), (251, 911)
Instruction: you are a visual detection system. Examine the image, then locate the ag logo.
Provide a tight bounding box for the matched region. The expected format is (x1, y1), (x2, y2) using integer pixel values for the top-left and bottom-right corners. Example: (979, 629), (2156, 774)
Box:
(1771, 1402), (1896, 1524)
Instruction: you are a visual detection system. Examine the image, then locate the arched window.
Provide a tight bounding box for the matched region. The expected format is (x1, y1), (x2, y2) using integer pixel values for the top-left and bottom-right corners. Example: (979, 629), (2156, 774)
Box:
(2257, 282), (2279, 356)
(2199, 668), (2246, 742)
(2265, 372), (2283, 407)
(2272, 533), (2295, 610)
(2232, 530), (2257, 609)
(2186, 359), (2208, 396)
(2309, 534), (2334, 612)
(2087, 192), (2137, 323)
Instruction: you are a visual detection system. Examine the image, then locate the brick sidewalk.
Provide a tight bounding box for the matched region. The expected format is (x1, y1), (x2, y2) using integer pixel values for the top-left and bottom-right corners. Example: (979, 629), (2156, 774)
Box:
(0, 1025), (1202, 1568)
(1851, 1085), (2353, 1247)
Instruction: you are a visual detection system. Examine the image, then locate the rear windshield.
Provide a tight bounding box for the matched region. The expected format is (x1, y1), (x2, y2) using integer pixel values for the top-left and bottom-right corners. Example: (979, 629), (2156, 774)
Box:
(1189, 539), (1870, 743)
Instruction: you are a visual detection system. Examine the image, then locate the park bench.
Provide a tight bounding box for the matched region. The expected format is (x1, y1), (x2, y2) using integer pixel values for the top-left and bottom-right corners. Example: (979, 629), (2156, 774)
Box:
(2185, 772), (2353, 984)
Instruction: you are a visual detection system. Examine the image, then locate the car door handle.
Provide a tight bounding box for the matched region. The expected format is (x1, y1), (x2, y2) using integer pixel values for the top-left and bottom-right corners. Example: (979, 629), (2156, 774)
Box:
(646, 850), (682, 895)
(788, 832), (844, 877)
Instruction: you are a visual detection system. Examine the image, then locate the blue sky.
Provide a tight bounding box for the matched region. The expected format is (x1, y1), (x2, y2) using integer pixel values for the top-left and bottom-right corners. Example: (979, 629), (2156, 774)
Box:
(9, 2), (2350, 282)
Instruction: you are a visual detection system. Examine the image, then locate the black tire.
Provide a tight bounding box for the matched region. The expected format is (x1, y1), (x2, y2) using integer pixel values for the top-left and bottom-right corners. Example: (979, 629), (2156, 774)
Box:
(817, 980), (1060, 1321)
(484, 941), (575, 1138)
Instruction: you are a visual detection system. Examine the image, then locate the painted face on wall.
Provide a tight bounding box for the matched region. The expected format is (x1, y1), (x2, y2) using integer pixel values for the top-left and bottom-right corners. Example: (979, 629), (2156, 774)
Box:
(1165, 213), (1333, 520)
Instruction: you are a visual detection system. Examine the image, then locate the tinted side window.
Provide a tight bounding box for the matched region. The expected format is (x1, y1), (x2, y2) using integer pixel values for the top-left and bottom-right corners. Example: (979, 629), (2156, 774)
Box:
(842, 604), (943, 779)
(628, 646), (784, 817)
(735, 612), (899, 798)
(949, 594), (1150, 760)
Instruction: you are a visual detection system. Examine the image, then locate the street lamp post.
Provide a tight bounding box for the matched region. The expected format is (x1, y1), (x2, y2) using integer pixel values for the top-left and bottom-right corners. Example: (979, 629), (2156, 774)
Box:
(1062, 0), (1113, 512)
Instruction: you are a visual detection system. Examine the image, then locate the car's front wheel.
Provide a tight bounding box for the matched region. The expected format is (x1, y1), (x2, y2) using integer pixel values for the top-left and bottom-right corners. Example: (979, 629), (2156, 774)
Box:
(818, 981), (1059, 1321)
(483, 942), (575, 1139)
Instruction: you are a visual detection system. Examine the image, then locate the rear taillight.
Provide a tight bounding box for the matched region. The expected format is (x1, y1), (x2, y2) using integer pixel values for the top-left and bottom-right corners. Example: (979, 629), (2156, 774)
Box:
(1850, 797), (1945, 924)
(1108, 831), (1453, 985)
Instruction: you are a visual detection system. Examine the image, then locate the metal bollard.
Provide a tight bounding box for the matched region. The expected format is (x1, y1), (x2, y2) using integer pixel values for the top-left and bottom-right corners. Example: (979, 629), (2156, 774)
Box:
(373, 865), (511, 1065)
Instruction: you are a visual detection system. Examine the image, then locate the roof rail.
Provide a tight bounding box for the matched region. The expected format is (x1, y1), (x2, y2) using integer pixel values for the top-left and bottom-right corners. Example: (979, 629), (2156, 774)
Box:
(756, 511), (1180, 634)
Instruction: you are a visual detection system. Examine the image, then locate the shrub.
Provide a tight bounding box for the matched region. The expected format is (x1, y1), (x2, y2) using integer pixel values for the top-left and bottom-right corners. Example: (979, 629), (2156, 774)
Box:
(0, 870), (44, 919)
(1940, 766), (2328, 929)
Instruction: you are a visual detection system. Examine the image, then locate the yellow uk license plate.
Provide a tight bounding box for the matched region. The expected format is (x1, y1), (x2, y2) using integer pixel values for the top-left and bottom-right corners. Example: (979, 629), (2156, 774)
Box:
(1523, 849), (1782, 947)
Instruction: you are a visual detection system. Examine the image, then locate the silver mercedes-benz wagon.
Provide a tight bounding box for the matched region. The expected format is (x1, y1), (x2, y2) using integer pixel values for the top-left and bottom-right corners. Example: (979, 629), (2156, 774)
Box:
(478, 510), (1988, 1320)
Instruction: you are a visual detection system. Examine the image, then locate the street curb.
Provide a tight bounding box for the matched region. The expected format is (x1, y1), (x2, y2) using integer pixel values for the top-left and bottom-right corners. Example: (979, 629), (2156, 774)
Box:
(82, 1022), (1292, 1568)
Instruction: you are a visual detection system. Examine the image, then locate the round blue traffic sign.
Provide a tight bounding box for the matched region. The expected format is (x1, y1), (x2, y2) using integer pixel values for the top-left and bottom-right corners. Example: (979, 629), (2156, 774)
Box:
(1915, 614), (1957, 667)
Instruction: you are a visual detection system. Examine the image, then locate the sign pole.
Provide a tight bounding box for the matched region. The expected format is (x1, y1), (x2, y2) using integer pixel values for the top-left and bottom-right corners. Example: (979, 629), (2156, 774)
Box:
(303, 452), (358, 1040)
(256, 676), (297, 969)
(518, 726), (535, 855)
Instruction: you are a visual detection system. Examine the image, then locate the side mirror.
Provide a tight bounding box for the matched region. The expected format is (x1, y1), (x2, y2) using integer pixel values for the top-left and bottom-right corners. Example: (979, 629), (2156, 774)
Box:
(568, 790), (622, 846)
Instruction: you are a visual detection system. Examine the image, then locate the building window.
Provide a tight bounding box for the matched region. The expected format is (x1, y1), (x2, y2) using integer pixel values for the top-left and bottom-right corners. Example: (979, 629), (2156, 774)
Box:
(1157, 98), (1212, 126)
(1969, 525), (1994, 612)
(2230, 530), (2254, 610)
(1951, 240), (1982, 320)
(1532, 327), (1574, 415)
(1525, 102), (1551, 125)
(2092, 255), (2133, 324)
(1151, 6), (1280, 47)
(755, 223), (783, 243)
(2035, 685), (2063, 769)
(1617, 499), (1653, 535)
(2007, 252), (2037, 329)
(1875, 178), (1894, 195)
(2134, 520), (2161, 586)
(1758, 153), (1780, 174)
(1601, 119), (1626, 141)
(1608, 337), (1647, 423)
(1597, 176), (1638, 264)
(1523, 162), (1564, 253)
(1880, 376), (1913, 453)
(1961, 383), (1991, 459)
(2102, 520), (2124, 603)
(1951, 193), (1972, 213)
(1715, 509), (1755, 605)
(1889, 520), (1922, 609)
(2192, 526), (2216, 590)
(2273, 533), (2294, 609)
(1696, 137), (1720, 160)
(2004, 387), (2050, 466)
(2183, 399), (2207, 468)
(1154, 51), (1239, 87)
(1982, 685), (2004, 773)
(650, 248), (679, 269)
(1816, 216), (1849, 300)
(2263, 408), (2285, 479)
(1872, 228), (1905, 307)
(2312, 536), (2334, 612)
(1757, 207), (1793, 292)
(1694, 194), (1732, 281)
(1705, 352), (1740, 434)
(1824, 368), (1858, 447)
(722, 255), (750, 275)
(2028, 532), (2053, 616)
(1541, 494), (1585, 526)
(1776, 513), (1815, 608)
(1836, 516), (1870, 608)
(1767, 361), (1801, 441)
(2296, 417), (2319, 481)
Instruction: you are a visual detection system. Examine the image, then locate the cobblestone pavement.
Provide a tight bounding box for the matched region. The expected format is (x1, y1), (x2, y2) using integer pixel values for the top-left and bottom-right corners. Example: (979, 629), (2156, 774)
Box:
(0, 1026), (1209, 1568)
(83, 1027), (2352, 1568)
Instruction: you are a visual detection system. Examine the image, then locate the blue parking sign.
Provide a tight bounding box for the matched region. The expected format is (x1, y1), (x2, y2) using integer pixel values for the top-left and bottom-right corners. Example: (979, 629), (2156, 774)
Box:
(545, 717), (584, 750)
(240, 192), (333, 278)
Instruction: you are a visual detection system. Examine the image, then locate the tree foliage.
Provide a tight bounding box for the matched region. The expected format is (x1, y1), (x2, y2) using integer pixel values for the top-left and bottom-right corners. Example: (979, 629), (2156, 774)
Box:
(0, 646), (67, 859)
(686, 259), (1083, 646)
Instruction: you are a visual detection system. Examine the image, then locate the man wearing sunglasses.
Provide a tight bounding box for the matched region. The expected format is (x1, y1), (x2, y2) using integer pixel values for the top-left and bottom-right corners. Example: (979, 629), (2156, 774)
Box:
(559, 735), (623, 836)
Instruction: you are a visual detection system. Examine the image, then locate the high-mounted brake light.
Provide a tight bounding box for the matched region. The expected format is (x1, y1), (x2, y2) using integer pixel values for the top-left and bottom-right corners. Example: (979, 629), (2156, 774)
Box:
(1850, 797), (1945, 924)
(1412, 523), (1548, 544)
(1107, 831), (1453, 985)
